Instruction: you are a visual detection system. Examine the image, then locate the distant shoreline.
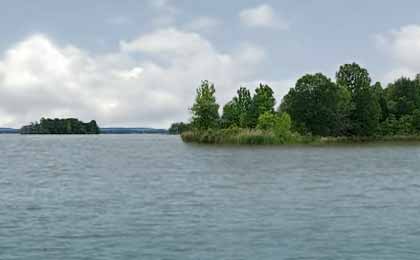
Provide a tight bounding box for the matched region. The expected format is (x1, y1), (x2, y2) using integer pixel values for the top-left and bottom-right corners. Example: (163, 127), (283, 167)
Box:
(0, 128), (169, 135)
(100, 128), (168, 134)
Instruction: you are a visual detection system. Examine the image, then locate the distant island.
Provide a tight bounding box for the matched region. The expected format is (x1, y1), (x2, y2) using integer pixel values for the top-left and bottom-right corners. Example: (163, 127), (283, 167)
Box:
(0, 128), (19, 134)
(21, 118), (100, 134)
(0, 119), (169, 135)
(177, 62), (420, 145)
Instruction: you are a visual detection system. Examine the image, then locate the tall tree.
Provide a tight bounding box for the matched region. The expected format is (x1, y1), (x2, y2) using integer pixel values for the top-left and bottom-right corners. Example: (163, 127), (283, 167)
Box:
(191, 80), (220, 130)
(336, 63), (381, 136)
(372, 82), (388, 122)
(236, 87), (253, 128)
(352, 87), (381, 136)
(385, 77), (420, 118)
(336, 63), (371, 94)
(280, 73), (350, 136)
(221, 100), (240, 128)
(221, 87), (253, 128)
(250, 84), (276, 127)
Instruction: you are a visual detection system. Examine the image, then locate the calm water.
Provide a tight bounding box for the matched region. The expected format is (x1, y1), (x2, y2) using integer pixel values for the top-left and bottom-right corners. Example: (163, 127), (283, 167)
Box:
(1, 135), (420, 259)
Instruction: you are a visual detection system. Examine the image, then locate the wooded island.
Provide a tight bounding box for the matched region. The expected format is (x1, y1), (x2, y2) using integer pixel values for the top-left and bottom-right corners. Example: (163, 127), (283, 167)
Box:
(175, 63), (420, 144)
(21, 118), (100, 134)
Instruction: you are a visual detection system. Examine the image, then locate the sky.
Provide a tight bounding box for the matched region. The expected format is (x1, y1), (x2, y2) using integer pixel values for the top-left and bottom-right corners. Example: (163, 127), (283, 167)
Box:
(2, 0), (420, 128)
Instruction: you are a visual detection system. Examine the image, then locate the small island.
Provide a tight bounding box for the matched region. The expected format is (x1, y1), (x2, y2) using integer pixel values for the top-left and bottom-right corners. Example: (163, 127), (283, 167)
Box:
(20, 118), (100, 135)
(177, 63), (420, 145)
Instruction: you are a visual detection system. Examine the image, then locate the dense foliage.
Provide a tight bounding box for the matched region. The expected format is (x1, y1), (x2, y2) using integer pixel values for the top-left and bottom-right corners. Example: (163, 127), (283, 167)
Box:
(221, 87), (253, 128)
(183, 81), (298, 144)
(21, 118), (100, 134)
(179, 62), (420, 144)
(280, 73), (350, 136)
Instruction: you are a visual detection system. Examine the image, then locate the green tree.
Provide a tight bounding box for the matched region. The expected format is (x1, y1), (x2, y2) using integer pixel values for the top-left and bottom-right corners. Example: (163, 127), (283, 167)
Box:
(236, 87), (253, 128)
(221, 100), (240, 128)
(191, 80), (220, 130)
(336, 63), (381, 136)
(413, 109), (420, 132)
(87, 120), (100, 134)
(257, 112), (279, 131)
(385, 77), (420, 118)
(280, 73), (350, 136)
(250, 84), (276, 127)
(351, 87), (381, 136)
(256, 112), (294, 143)
(379, 114), (415, 136)
(221, 87), (253, 128)
(336, 63), (371, 94)
(372, 82), (388, 122)
(273, 112), (293, 142)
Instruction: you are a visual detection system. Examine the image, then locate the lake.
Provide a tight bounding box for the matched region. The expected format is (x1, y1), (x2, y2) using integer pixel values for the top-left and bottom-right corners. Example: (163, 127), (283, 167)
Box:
(1, 135), (420, 259)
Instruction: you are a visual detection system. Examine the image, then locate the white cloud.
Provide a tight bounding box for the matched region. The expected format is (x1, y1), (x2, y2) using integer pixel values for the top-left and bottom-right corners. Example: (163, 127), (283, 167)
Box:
(0, 30), (267, 128)
(376, 25), (420, 82)
(120, 28), (213, 57)
(239, 4), (288, 29)
(2, 35), (72, 88)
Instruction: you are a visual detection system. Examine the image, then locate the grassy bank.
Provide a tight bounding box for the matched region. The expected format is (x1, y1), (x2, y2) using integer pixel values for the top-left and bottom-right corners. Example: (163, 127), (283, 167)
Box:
(181, 128), (314, 145)
(181, 129), (420, 145)
(318, 135), (420, 144)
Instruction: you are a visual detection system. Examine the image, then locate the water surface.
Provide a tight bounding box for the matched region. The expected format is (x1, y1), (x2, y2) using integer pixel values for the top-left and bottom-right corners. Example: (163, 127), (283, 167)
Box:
(1, 135), (420, 259)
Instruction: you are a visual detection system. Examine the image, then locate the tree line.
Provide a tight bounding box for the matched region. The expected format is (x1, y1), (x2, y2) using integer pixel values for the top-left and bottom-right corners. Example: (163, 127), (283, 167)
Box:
(174, 62), (420, 138)
(21, 118), (100, 134)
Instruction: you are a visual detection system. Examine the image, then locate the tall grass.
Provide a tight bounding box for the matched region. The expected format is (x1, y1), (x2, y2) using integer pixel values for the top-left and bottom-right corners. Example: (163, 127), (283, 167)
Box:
(318, 135), (420, 144)
(181, 128), (308, 145)
(181, 129), (420, 145)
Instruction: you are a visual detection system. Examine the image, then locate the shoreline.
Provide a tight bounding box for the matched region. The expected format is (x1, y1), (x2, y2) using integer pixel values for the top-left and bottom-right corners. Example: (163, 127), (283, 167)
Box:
(181, 130), (420, 146)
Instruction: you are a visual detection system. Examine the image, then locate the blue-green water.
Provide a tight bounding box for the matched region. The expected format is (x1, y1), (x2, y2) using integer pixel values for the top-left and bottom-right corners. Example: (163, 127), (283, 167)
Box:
(1, 135), (420, 259)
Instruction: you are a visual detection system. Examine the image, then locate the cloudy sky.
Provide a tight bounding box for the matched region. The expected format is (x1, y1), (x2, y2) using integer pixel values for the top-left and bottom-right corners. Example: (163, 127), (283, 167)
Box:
(1, 0), (420, 128)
